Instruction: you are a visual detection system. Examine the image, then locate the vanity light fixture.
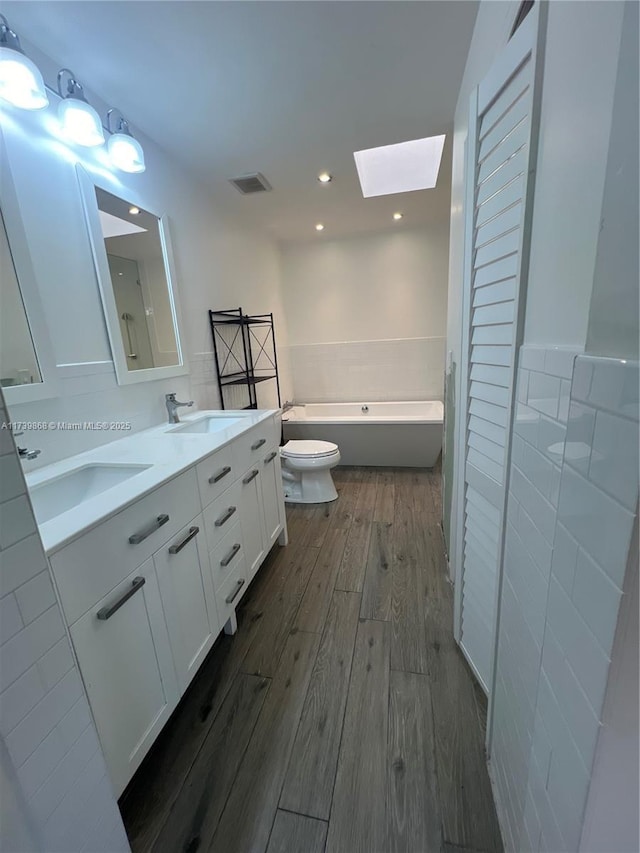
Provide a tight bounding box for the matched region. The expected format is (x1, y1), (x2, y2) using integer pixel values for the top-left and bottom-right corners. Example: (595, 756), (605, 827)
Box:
(0, 14), (48, 110)
(393, 212), (403, 221)
(107, 108), (145, 173)
(317, 172), (332, 184)
(129, 206), (140, 215)
(57, 68), (105, 147)
(315, 223), (324, 232)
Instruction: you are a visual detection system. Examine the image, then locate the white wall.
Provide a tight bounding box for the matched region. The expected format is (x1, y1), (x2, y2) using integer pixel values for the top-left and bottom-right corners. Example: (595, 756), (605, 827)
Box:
(585, 0), (639, 362)
(0, 389), (129, 853)
(280, 225), (449, 402)
(1, 35), (290, 468)
(523, 1), (624, 347)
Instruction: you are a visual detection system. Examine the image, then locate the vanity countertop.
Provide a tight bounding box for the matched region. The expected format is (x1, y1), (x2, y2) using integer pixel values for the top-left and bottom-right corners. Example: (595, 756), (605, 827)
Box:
(26, 409), (280, 555)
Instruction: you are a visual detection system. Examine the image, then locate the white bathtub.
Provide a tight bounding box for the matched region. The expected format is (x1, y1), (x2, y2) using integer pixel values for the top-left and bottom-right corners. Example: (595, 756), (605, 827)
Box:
(282, 400), (443, 468)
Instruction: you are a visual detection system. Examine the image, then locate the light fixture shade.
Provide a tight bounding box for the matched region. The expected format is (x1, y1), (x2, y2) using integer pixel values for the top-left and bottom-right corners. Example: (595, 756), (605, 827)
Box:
(58, 97), (105, 147)
(107, 132), (145, 173)
(0, 45), (48, 110)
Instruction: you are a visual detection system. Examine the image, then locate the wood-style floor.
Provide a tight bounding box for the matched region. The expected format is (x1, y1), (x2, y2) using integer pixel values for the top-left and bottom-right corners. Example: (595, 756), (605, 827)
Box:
(119, 466), (503, 853)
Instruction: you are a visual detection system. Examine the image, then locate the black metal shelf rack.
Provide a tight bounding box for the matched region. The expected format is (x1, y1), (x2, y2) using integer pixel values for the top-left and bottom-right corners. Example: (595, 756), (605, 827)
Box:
(209, 307), (281, 410)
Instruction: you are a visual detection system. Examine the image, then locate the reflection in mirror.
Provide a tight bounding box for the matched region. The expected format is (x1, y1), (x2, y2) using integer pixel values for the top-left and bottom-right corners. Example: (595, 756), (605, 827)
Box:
(0, 208), (42, 387)
(95, 188), (179, 371)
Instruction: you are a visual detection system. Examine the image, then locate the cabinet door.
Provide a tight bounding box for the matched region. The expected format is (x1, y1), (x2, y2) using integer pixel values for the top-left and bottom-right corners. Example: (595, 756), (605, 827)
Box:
(70, 558), (178, 795)
(261, 448), (284, 548)
(239, 466), (266, 580)
(154, 515), (220, 692)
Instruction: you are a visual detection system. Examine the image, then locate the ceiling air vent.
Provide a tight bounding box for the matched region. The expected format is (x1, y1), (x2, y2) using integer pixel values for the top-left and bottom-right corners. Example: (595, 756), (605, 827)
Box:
(229, 172), (272, 195)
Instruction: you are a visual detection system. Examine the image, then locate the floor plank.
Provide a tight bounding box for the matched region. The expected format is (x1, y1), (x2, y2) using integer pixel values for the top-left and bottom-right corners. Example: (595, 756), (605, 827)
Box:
(209, 630), (321, 853)
(325, 618), (390, 853)
(295, 527), (349, 634)
(281, 590), (361, 819)
(389, 472), (430, 675)
(120, 607), (264, 852)
(331, 468), (363, 530)
(374, 470), (395, 524)
(387, 669), (442, 852)
(266, 811), (328, 853)
(360, 520), (394, 621)
(430, 643), (503, 852)
(334, 470), (377, 592)
(150, 673), (269, 853)
(241, 546), (320, 677)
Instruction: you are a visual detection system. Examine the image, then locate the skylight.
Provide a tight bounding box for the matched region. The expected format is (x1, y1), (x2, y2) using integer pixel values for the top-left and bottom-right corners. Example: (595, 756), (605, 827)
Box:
(353, 134), (446, 198)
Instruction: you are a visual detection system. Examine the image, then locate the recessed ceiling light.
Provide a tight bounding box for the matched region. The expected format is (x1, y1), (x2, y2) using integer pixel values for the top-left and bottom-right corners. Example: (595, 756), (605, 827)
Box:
(317, 172), (332, 184)
(315, 223), (324, 231)
(129, 206), (140, 215)
(353, 134), (446, 198)
(393, 212), (403, 221)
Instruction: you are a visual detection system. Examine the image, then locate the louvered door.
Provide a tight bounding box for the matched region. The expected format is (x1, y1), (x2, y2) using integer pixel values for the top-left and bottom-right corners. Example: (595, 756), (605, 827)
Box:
(454, 10), (542, 692)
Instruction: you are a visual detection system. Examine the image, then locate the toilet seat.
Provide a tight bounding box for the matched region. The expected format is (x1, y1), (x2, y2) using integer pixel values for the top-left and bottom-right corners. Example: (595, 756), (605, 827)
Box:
(281, 439), (339, 459)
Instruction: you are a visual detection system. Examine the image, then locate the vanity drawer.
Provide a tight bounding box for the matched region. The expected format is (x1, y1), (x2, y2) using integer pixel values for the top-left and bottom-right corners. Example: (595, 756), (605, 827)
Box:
(234, 418), (280, 469)
(202, 476), (243, 552)
(215, 557), (249, 627)
(51, 468), (200, 625)
(208, 520), (244, 592)
(196, 445), (237, 509)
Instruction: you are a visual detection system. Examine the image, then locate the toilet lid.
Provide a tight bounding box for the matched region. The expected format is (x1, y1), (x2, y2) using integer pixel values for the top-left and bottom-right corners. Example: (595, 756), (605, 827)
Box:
(281, 439), (338, 459)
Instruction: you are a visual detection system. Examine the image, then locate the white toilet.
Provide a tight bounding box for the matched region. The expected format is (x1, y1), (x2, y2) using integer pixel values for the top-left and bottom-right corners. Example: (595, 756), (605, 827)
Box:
(280, 440), (341, 503)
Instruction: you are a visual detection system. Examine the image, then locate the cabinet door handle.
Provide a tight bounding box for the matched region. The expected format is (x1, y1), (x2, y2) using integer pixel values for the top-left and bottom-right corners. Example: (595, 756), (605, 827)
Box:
(243, 469), (259, 484)
(209, 466), (231, 485)
(225, 578), (245, 604)
(97, 577), (145, 620)
(264, 451), (277, 464)
(215, 506), (236, 527)
(220, 543), (241, 567)
(251, 438), (266, 450)
(168, 525), (199, 554)
(129, 514), (169, 545)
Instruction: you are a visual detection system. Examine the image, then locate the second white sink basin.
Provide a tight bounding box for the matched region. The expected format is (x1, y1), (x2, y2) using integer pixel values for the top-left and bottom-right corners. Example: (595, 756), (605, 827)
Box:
(30, 463), (152, 524)
(166, 416), (242, 435)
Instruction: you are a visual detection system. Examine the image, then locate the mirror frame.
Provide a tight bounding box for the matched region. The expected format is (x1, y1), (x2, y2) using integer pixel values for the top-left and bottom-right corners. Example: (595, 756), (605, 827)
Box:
(76, 165), (189, 386)
(0, 137), (59, 405)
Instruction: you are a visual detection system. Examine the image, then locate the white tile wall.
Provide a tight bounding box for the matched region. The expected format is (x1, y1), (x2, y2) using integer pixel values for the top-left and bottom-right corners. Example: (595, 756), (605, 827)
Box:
(0, 391), (130, 852)
(491, 349), (639, 852)
(286, 336), (445, 403)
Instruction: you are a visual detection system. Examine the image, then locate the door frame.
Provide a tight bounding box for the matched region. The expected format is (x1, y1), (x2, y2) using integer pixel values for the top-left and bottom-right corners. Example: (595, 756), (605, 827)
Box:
(451, 2), (548, 753)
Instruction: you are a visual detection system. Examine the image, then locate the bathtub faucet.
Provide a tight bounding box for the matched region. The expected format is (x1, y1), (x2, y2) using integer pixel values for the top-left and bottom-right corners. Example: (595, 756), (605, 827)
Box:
(282, 400), (304, 413)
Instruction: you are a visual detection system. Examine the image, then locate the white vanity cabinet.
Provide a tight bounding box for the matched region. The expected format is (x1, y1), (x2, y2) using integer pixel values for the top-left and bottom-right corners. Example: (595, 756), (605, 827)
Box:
(47, 413), (286, 795)
(153, 515), (219, 692)
(261, 448), (285, 548)
(69, 558), (179, 794)
(239, 464), (267, 580)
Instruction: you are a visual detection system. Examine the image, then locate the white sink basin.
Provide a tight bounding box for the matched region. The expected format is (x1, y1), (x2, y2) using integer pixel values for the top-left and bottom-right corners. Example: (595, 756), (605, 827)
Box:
(30, 463), (151, 524)
(166, 416), (242, 435)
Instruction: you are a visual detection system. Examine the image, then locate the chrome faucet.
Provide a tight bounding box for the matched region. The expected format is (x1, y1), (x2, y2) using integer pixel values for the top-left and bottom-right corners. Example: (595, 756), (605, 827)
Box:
(17, 446), (41, 461)
(165, 392), (194, 424)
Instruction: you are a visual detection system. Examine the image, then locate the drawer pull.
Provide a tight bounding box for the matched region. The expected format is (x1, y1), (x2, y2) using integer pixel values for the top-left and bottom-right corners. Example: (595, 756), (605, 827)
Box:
(97, 577), (145, 620)
(215, 506), (236, 527)
(220, 543), (241, 567)
(209, 466), (231, 485)
(225, 578), (245, 604)
(243, 469), (259, 485)
(264, 451), (278, 464)
(251, 438), (266, 450)
(129, 513), (169, 545)
(168, 525), (199, 555)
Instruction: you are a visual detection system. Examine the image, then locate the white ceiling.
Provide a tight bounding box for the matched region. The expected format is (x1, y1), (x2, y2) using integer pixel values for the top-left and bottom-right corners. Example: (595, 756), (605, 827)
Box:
(5, 1), (478, 243)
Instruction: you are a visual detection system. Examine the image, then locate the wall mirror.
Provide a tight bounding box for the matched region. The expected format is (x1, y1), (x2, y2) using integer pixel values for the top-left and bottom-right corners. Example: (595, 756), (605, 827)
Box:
(0, 145), (58, 405)
(78, 167), (188, 385)
(0, 208), (42, 388)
